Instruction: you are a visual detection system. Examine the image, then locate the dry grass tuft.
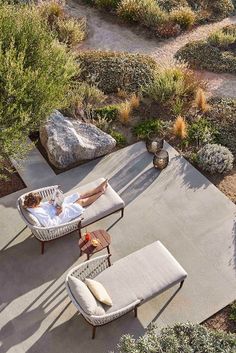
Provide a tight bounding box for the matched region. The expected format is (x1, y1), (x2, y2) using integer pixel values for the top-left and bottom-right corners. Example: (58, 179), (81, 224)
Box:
(130, 93), (140, 109)
(195, 88), (210, 112)
(118, 101), (132, 125)
(173, 115), (187, 139)
(117, 88), (129, 99)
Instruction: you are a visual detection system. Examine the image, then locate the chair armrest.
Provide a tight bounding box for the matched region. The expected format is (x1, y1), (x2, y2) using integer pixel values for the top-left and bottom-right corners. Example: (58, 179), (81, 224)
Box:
(87, 300), (141, 326)
(30, 216), (83, 231)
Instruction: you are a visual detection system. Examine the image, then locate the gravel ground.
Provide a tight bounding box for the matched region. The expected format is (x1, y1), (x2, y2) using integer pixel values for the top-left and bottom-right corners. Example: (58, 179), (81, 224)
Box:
(67, 0), (236, 98)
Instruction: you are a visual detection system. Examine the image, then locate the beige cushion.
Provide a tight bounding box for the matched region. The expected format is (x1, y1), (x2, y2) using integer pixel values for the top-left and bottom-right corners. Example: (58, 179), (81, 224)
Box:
(68, 275), (105, 316)
(85, 278), (112, 306)
(67, 178), (125, 227)
(95, 241), (187, 314)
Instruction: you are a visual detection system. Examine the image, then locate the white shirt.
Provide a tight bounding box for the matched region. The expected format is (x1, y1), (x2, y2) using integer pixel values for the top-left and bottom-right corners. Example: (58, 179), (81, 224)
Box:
(28, 192), (84, 227)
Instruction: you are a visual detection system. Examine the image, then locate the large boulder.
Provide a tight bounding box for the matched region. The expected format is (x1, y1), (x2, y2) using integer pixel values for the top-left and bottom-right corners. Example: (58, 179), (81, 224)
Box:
(40, 110), (116, 169)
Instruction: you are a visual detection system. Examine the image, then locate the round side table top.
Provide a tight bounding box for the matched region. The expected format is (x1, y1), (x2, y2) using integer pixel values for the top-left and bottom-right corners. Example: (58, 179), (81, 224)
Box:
(78, 229), (111, 256)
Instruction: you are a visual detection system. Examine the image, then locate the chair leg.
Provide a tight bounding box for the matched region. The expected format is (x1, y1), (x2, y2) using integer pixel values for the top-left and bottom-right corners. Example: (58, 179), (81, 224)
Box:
(78, 226), (82, 239)
(92, 325), (96, 339)
(179, 280), (184, 289)
(41, 241), (45, 255)
(121, 208), (124, 218)
(134, 306), (138, 318)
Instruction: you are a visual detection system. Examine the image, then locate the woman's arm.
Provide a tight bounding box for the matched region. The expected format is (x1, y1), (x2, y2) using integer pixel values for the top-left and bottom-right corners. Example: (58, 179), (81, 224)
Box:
(55, 206), (63, 216)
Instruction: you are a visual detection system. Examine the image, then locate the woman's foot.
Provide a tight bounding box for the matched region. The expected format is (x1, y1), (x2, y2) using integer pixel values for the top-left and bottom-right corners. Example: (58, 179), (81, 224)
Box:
(100, 179), (108, 192)
(79, 180), (109, 200)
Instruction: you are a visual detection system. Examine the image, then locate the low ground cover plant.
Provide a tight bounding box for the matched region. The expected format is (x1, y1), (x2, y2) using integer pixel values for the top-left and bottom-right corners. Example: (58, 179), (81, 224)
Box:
(76, 50), (157, 93)
(83, 0), (234, 39)
(187, 116), (218, 146)
(116, 322), (236, 352)
(133, 119), (168, 139)
(176, 24), (236, 74)
(109, 129), (127, 145)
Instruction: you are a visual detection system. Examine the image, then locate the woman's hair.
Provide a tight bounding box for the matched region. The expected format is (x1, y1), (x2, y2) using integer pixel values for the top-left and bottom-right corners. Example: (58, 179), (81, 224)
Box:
(23, 192), (42, 208)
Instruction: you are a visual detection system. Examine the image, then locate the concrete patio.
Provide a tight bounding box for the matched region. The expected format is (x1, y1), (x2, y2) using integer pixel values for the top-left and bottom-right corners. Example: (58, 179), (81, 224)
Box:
(0, 141), (236, 353)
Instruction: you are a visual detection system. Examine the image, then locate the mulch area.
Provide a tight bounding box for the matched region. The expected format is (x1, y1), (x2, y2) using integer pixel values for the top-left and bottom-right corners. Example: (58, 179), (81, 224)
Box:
(0, 160), (26, 198)
(196, 167), (236, 205)
(203, 303), (236, 333)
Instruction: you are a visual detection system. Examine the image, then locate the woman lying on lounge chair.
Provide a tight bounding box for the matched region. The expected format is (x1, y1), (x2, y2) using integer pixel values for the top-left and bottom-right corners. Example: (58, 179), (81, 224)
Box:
(23, 180), (108, 227)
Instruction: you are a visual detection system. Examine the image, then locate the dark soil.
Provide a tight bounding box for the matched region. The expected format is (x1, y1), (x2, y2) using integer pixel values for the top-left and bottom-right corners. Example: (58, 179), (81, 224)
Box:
(203, 303), (236, 333)
(0, 160), (26, 198)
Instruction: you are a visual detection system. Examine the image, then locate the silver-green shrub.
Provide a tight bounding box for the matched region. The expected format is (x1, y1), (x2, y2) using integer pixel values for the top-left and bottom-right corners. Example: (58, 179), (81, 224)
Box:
(116, 323), (236, 353)
(0, 3), (77, 175)
(198, 143), (234, 174)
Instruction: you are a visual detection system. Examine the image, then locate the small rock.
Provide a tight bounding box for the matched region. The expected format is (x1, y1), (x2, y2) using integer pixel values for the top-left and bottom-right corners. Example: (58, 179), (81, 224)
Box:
(40, 110), (116, 169)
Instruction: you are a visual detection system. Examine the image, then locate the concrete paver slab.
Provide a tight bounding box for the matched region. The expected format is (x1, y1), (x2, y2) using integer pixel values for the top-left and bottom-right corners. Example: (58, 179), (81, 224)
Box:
(0, 142), (236, 353)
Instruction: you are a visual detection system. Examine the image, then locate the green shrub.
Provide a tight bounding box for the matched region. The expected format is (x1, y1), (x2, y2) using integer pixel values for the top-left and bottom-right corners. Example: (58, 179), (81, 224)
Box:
(209, 0), (234, 20)
(222, 24), (236, 36)
(92, 115), (112, 132)
(116, 323), (236, 353)
(39, 0), (65, 27)
(205, 97), (236, 158)
(175, 40), (236, 74)
(170, 6), (196, 29)
(133, 119), (167, 139)
(197, 143), (234, 173)
(230, 301), (236, 322)
(157, 0), (188, 12)
(55, 17), (86, 47)
(39, 1), (86, 47)
(0, 3), (77, 170)
(208, 29), (236, 49)
(143, 65), (199, 104)
(188, 117), (218, 146)
(92, 105), (119, 120)
(117, 0), (167, 28)
(76, 50), (157, 93)
(109, 129), (127, 145)
(117, 0), (144, 22)
(66, 82), (105, 119)
(95, 0), (121, 10)
(187, 0), (234, 20)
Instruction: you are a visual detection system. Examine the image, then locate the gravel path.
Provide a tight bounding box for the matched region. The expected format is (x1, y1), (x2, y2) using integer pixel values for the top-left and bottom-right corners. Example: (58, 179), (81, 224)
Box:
(67, 0), (236, 98)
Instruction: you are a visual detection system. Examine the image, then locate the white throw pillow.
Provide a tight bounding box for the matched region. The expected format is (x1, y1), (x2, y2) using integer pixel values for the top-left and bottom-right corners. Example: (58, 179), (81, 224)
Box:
(68, 275), (105, 316)
(85, 278), (112, 306)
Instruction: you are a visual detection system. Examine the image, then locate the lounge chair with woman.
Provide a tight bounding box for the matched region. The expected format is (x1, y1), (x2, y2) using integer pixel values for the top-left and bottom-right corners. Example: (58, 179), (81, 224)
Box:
(17, 178), (125, 254)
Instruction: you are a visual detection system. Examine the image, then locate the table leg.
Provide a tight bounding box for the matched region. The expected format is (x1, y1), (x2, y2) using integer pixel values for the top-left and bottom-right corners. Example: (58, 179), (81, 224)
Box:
(108, 255), (111, 267)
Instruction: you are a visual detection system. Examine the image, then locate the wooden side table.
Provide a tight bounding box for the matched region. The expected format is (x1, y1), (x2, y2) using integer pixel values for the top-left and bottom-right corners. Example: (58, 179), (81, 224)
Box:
(78, 229), (111, 265)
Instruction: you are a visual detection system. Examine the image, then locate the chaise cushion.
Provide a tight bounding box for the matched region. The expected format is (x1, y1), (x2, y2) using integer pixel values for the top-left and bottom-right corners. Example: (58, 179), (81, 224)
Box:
(67, 275), (105, 316)
(68, 178), (125, 227)
(95, 241), (187, 314)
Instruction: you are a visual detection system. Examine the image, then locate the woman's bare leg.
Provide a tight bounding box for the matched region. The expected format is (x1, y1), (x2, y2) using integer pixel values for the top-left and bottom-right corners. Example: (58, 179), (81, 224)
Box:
(76, 191), (104, 207)
(79, 179), (108, 199)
